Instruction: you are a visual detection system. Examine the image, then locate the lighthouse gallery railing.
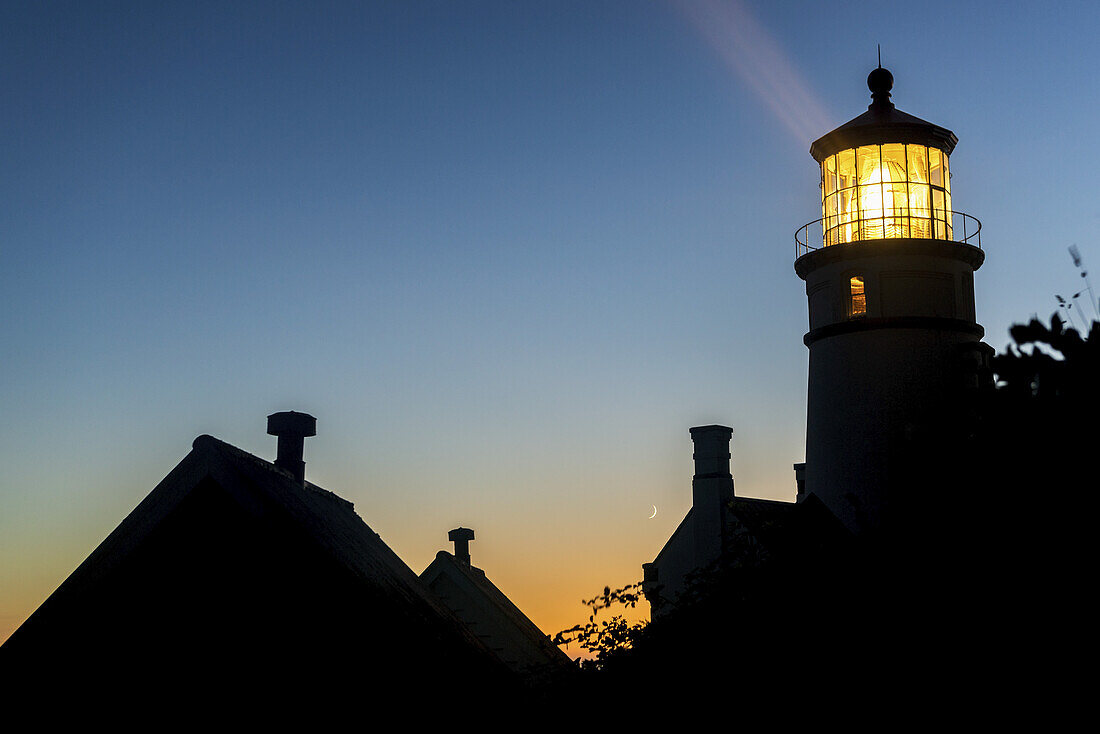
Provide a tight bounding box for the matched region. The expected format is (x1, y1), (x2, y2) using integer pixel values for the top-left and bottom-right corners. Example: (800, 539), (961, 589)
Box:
(794, 210), (982, 259)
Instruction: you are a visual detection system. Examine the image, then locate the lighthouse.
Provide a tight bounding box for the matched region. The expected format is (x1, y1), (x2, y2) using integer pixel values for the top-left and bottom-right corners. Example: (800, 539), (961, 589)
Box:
(795, 67), (989, 534)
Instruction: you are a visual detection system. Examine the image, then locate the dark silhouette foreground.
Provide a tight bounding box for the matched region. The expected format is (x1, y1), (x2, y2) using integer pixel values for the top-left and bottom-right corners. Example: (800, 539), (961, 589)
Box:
(550, 317), (1096, 712)
(2, 431), (517, 713)
(3, 321), (1094, 717)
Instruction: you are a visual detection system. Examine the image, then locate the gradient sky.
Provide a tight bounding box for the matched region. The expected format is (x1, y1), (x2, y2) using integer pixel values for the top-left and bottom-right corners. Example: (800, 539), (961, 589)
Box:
(3, 0), (1098, 647)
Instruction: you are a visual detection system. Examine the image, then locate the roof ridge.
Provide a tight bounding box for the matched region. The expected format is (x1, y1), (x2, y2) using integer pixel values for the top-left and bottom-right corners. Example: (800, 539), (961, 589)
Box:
(191, 434), (352, 509)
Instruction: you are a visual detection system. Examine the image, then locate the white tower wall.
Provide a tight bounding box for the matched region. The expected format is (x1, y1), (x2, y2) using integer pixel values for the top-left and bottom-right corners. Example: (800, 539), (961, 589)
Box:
(798, 239), (985, 532)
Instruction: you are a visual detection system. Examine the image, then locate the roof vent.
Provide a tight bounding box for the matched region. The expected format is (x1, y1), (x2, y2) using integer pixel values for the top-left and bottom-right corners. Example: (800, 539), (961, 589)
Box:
(448, 527), (475, 565)
(267, 411), (317, 485)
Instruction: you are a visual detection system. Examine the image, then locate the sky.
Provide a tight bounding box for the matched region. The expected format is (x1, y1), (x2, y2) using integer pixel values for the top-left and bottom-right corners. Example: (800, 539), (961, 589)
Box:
(3, 0), (1099, 648)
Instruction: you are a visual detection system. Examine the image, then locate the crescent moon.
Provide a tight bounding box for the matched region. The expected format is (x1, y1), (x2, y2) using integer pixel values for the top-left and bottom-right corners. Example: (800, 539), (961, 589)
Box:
(649, 505), (658, 519)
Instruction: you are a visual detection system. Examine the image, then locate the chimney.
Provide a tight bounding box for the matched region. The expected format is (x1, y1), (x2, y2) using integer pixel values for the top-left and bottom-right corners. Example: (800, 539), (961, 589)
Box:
(448, 527), (475, 565)
(689, 425), (734, 568)
(267, 411), (317, 485)
(690, 424), (733, 480)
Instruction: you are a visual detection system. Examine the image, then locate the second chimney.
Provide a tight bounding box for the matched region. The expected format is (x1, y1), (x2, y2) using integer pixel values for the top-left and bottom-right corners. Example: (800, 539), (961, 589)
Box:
(448, 527), (475, 565)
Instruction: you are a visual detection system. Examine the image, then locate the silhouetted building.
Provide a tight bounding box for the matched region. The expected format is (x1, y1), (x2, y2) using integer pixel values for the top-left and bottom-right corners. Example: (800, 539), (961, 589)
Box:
(2, 412), (511, 703)
(641, 426), (733, 609)
(641, 426), (845, 614)
(419, 527), (575, 679)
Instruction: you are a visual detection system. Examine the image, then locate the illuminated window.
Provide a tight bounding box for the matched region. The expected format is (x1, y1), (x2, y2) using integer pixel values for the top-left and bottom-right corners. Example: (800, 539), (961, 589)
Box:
(821, 143), (951, 246)
(849, 276), (867, 318)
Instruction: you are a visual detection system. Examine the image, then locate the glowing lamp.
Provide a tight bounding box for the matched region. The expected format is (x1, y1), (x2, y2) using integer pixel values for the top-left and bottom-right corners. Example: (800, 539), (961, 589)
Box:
(808, 67), (959, 247)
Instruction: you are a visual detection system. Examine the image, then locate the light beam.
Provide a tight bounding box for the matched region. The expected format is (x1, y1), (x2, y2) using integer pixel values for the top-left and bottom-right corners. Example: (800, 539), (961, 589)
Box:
(675, 0), (832, 144)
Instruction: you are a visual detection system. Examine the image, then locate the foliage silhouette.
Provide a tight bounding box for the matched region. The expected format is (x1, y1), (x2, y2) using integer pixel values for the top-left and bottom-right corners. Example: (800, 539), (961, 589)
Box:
(552, 582), (646, 669)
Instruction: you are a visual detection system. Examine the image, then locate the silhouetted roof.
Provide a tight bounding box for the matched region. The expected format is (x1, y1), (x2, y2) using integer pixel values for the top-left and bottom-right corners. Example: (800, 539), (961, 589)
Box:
(651, 506), (695, 567)
(3, 434), (509, 698)
(421, 551), (574, 673)
(652, 494), (847, 567)
(726, 493), (851, 560)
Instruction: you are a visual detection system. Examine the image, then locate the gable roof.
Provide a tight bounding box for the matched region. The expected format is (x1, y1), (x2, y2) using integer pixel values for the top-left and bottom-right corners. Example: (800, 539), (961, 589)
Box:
(651, 506), (694, 568)
(3, 434), (510, 697)
(421, 551), (574, 674)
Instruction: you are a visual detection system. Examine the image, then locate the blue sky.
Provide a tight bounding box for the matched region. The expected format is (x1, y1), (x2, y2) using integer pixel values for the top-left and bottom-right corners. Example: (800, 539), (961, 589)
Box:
(3, 0), (1098, 642)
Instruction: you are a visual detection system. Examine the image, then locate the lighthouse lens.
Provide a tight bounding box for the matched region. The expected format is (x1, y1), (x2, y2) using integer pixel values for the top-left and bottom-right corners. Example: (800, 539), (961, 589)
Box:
(820, 143), (952, 246)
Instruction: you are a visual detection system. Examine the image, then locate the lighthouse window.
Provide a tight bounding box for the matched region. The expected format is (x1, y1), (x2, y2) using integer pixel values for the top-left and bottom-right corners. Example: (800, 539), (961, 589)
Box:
(929, 148), (943, 186)
(907, 143), (932, 238)
(881, 144), (909, 237)
(849, 276), (867, 318)
(820, 143), (952, 246)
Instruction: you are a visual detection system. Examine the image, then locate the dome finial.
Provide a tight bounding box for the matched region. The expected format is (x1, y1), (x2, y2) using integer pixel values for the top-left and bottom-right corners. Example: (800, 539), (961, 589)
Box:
(867, 57), (893, 110)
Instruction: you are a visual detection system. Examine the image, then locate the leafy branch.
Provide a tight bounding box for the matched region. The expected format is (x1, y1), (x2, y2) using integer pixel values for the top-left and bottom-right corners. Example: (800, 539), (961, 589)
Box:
(552, 582), (647, 667)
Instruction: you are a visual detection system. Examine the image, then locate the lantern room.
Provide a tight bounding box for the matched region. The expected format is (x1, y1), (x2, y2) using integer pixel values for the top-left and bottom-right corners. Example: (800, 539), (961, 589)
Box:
(797, 67), (980, 253)
(820, 142), (951, 244)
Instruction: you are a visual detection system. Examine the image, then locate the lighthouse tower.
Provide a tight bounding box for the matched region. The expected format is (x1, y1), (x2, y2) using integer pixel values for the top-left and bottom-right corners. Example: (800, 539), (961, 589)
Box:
(795, 67), (988, 533)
